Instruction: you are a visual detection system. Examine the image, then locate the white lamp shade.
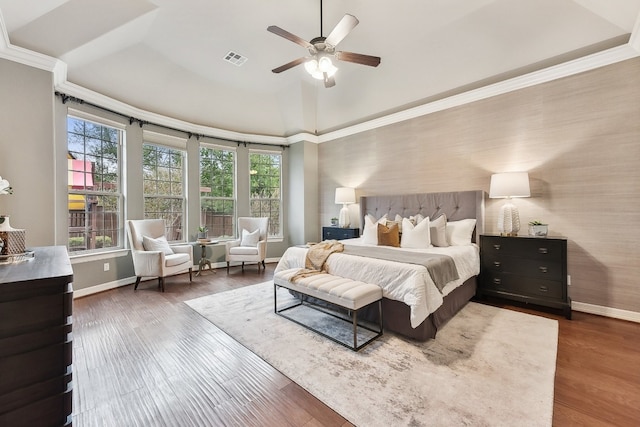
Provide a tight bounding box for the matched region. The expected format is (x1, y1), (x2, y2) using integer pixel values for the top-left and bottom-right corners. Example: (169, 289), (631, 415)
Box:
(335, 187), (356, 205)
(489, 172), (531, 198)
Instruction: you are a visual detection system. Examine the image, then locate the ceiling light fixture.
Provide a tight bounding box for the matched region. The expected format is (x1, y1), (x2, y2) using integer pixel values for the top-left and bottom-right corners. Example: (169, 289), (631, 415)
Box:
(304, 54), (338, 80)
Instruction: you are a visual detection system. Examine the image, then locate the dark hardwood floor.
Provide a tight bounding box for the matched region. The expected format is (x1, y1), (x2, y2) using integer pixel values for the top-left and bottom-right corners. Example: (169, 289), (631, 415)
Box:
(72, 264), (640, 426)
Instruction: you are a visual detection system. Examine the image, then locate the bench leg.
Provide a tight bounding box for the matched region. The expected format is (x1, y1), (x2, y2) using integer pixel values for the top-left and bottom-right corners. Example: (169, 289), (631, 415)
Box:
(353, 309), (358, 349)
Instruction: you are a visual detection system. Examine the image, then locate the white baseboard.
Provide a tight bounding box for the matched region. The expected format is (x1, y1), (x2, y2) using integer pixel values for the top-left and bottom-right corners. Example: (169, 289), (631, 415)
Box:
(73, 277), (136, 298)
(73, 257), (282, 299)
(572, 301), (640, 323)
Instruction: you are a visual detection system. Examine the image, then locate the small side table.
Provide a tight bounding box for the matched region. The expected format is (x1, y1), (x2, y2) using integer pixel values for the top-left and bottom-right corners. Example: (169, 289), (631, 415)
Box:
(196, 240), (219, 276)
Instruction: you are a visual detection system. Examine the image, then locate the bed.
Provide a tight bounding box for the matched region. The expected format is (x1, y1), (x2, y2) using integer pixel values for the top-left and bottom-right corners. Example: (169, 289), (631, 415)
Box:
(275, 190), (485, 341)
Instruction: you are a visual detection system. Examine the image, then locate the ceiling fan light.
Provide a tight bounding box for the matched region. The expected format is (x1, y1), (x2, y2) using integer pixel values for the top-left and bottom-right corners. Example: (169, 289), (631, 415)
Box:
(304, 59), (318, 75)
(318, 56), (333, 72)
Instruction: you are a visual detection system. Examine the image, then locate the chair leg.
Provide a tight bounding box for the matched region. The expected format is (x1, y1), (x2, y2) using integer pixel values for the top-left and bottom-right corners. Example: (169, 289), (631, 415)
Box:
(241, 262), (244, 271)
(159, 277), (165, 292)
(189, 268), (192, 282)
(134, 276), (141, 290)
(226, 262), (229, 274)
(262, 260), (266, 269)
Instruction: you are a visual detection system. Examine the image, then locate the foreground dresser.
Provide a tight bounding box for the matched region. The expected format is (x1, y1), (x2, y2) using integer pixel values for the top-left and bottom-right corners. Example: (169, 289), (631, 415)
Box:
(0, 246), (73, 426)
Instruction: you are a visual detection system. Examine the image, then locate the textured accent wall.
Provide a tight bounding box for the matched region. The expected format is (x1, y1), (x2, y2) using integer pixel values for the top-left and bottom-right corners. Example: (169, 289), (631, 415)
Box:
(319, 57), (640, 314)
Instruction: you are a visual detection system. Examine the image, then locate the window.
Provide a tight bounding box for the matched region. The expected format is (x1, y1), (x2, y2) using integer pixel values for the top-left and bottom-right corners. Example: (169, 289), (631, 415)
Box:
(67, 116), (122, 253)
(143, 143), (186, 241)
(249, 150), (282, 237)
(200, 146), (235, 239)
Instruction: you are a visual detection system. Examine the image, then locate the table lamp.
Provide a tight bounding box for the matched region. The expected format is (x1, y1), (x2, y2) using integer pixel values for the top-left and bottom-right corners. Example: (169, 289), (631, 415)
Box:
(335, 187), (356, 228)
(489, 172), (530, 236)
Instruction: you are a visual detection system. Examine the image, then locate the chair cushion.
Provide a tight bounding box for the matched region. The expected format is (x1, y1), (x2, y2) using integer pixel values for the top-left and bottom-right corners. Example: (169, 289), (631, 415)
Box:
(142, 235), (174, 255)
(229, 246), (259, 255)
(165, 253), (190, 267)
(241, 228), (260, 247)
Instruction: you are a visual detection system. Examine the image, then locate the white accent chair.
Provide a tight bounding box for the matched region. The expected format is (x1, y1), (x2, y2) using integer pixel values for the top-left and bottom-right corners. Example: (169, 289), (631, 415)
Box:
(225, 217), (268, 273)
(126, 219), (193, 292)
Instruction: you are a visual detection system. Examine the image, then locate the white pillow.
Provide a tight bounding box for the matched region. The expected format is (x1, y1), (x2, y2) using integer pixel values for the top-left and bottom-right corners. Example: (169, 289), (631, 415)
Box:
(142, 235), (174, 255)
(446, 219), (477, 246)
(430, 214), (448, 247)
(241, 228), (260, 247)
(362, 214), (388, 245)
(401, 217), (431, 249)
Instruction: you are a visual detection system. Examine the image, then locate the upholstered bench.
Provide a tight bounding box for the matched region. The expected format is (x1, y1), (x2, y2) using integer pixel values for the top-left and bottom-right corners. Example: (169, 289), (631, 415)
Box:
(274, 268), (383, 351)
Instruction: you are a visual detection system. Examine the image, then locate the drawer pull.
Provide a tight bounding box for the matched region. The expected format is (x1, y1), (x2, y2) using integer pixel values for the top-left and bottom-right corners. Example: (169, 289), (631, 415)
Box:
(539, 266), (548, 273)
(492, 278), (501, 285)
(538, 247), (548, 254)
(493, 261), (501, 268)
(493, 244), (501, 250)
(539, 285), (548, 292)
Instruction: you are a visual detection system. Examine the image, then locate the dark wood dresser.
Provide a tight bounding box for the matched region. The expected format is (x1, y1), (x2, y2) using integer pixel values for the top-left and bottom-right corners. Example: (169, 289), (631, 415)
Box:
(322, 227), (360, 241)
(0, 246), (73, 426)
(478, 234), (571, 319)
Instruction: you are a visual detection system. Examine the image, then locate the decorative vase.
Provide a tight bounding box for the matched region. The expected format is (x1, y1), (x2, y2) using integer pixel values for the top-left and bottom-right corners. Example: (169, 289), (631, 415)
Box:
(0, 215), (26, 255)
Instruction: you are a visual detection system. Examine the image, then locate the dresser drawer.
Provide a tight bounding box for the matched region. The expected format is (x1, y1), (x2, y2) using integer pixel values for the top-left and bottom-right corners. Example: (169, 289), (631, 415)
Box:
(481, 236), (564, 261)
(481, 255), (563, 280)
(481, 272), (563, 300)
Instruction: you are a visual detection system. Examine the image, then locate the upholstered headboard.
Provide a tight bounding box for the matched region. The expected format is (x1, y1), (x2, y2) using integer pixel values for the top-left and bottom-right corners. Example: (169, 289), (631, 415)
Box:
(359, 190), (486, 242)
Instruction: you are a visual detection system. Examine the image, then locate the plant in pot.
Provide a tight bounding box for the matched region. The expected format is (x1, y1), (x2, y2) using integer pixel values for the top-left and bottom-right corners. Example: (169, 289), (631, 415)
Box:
(528, 220), (548, 237)
(197, 226), (208, 239)
(330, 217), (339, 226)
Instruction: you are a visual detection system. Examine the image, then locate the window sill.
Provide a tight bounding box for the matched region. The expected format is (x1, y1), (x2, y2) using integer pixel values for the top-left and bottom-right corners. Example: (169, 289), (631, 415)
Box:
(70, 249), (129, 264)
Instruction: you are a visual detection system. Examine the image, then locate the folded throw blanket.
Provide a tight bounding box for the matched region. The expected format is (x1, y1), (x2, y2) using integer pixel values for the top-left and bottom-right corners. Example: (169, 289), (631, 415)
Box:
(291, 240), (344, 282)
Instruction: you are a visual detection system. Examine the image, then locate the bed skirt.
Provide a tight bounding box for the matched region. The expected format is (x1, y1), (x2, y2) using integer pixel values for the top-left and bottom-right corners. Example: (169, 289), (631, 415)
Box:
(380, 276), (476, 341)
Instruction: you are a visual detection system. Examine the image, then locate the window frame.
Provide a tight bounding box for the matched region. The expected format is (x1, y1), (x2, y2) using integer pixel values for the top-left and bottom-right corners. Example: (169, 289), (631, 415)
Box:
(249, 149), (282, 238)
(142, 141), (187, 242)
(199, 143), (237, 240)
(66, 114), (124, 255)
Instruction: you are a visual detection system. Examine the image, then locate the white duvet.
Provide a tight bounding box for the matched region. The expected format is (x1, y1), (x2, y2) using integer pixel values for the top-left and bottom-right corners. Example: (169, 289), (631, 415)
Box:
(274, 238), (480, 328)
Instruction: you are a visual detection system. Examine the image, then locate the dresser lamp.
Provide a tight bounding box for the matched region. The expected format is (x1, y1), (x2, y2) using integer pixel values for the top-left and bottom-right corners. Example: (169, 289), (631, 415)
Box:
(489, 172), (530, 236)
(335, 187), (356, 228)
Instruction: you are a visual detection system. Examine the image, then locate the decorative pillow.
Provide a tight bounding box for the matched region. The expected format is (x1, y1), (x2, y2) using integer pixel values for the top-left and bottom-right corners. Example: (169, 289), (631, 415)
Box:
(240, 228), (260, 247)
(430, 214), (449, 247)
(446, 218), (477, 246)
(362, 214), (388, 245)
(401, 217), (431, 249)
(394, 214), (405, 233)
(377, 222), (400, 247)
(142, 235), (174, 255)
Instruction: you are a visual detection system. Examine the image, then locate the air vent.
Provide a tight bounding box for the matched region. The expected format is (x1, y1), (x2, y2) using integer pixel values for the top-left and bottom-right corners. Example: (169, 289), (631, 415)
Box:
(223, 51), (248, 66)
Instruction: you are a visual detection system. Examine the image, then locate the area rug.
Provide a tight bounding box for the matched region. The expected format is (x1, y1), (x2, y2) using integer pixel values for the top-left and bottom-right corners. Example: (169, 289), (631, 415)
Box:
(185, 282), (558, 427)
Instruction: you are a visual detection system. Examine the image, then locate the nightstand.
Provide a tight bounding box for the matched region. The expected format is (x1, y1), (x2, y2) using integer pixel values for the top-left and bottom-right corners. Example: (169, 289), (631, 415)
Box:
(478, 234), (571, 319)
(322, 226), (360, 241)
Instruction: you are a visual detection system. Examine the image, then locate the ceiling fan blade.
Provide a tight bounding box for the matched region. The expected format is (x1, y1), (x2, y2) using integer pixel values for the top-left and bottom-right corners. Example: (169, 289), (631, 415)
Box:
(272, 57), (307, 73)
(323, 73), (336, 88)
(267, 25), (313, 49)
(325, 14), (359, 47)
(335, 51), (381, 67)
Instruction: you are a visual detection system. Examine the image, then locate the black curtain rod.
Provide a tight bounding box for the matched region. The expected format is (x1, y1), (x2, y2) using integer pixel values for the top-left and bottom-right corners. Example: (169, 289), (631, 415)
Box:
(55, 91), (286, 150)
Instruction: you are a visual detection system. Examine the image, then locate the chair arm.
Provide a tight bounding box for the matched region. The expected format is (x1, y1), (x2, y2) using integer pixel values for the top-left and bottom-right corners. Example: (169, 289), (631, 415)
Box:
(225, 239), (241, 250)
(257, 239), (267, 259)
(171, 244), (194, 262)
(131, 249), (165, 277)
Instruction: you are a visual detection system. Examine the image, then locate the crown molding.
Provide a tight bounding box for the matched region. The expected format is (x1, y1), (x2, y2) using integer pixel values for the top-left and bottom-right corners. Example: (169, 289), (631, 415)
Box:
(1, 9), (639, 146)
(318, 42), (640, 143)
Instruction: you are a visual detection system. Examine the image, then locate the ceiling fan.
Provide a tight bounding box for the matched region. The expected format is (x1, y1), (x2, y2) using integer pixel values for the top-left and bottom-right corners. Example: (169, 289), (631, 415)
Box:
(267, 0), (381, 88)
